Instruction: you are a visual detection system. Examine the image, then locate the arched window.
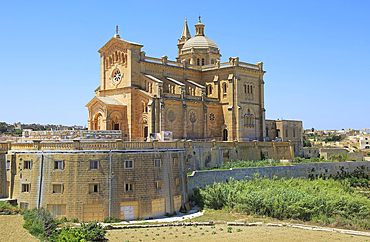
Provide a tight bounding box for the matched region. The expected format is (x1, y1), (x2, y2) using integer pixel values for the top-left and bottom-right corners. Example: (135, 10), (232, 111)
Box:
(244, 109), (254, 128)
(209, 85), (212, 95)
(250, 84), (253, 94)
(293, 129), (296, 137)
(142, 102), (148, 113)
(202, 58), (205, 66)
(286, 129), (288, 137)
(222, 83), (227, 98)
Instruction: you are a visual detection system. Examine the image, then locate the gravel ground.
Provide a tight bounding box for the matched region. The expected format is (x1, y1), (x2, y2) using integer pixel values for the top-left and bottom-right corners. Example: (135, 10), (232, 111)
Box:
(105, 224), (369, 242)
(0, 215), (368, 242)
(0, 215), (39, 242)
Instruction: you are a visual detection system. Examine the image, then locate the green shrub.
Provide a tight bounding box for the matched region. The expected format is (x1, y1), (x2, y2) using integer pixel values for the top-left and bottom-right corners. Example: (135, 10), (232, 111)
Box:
(103, 218), (121, 223)
(293, 157), (304, 163)
(207, 159), (283, 170)
(50, 221), (106, 242)
(81, 221), (106, 241)
(198, 177), (370, 229)
(0, 201), (21, 214)
(23, 207), (58, 240)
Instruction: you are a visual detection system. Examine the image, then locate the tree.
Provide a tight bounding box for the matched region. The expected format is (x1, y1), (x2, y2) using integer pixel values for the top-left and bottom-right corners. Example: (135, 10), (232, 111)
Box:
(0, 122), (7, 133)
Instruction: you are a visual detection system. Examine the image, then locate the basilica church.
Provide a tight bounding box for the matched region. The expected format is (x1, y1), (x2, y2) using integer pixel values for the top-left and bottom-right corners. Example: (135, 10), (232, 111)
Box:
(86, 18), (302, 153)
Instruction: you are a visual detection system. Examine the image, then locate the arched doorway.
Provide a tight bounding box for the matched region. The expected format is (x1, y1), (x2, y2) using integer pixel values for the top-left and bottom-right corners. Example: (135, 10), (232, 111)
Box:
(142, 119), (148, 141)
(223, 129), (228, 141)
(94, 113), (104, 130)
(112, 116), (120, 130)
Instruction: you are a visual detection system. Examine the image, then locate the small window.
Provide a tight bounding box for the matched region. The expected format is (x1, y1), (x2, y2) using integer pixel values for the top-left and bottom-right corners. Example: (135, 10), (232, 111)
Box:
(173, 158), (179, 167)
(52, 184), (63, 194)
(6, 161), (10, 170)
(89, 160), (98, 170)
(286, 129), (288, 137)
(154, 159), (161, 168)
(48, 204), (66, 217)
(54, 160), (63, 170)
(155, 180), (162, 190)
(293, 129), (296, 138)
(22, 184), (30, 193)
(366, 138), (368, 140)
(202, 58), (205, 66)
(367, 142), (369, 144)
(197, 58), (200, 66)
(125, 183), (133, 192)
(20, 202), (29, 210)
(89, 184), (99, 193)
(24, 160), (31, 170)
(125, 160), (133, 169)
(175, 178), (180, 187)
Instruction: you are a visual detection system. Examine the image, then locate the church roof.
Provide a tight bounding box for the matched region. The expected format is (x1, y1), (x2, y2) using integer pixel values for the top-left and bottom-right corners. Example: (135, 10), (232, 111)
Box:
(86, 96), (126, 107)
(182, 36), (218, 50)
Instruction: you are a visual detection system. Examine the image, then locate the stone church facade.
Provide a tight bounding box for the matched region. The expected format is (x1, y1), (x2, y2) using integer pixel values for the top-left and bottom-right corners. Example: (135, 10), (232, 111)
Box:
(86, 19), (267, 142)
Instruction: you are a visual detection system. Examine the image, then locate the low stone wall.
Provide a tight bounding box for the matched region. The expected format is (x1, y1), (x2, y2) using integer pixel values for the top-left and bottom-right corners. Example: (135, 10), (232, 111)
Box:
(187, 161), (370, 193)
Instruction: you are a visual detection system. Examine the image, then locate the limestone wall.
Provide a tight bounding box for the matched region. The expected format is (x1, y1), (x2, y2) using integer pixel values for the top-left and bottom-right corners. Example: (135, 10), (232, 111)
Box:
(7, 149), (186, 221)
(0, 152), (6, 198)
(184, 140), (294, 172)
(187, 161), (370, 193)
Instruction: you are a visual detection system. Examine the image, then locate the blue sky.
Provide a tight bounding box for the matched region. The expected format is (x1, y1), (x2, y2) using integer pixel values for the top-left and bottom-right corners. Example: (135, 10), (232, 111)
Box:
(0, 0), (369, 130)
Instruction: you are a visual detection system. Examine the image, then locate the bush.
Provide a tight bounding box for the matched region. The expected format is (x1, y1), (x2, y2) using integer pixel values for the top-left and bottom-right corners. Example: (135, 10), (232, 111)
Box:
(206, 159), (283, 170)
(0, 201), (22, 214)
(23, 207), (58, 240)
(329, 154), (348, 162)
(103, 218), (121, 223)
(49, 221), (106, 242)
(80, 221), (106, 241)
(293, 157), (304, 163)
(198, 177), (370, 229)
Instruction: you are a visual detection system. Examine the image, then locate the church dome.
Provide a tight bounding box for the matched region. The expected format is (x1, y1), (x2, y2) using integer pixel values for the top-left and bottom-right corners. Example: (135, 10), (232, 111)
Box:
(182, 36), (218, 50)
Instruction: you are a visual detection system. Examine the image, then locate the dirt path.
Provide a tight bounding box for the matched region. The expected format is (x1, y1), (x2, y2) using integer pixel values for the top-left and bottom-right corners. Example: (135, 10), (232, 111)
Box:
(105, 224), (368, 242)
(0, 215), (39, 242)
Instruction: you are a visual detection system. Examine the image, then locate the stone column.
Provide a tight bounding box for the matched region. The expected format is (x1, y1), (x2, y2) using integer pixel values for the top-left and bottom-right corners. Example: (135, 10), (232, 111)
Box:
(182, 102), (187, 139)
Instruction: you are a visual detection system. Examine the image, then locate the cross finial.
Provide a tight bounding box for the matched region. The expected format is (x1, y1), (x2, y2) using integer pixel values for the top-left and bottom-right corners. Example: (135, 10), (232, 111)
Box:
(198, 15), (201, 23)
(116, 25), (119, 34)
(185, 17), (187, 21)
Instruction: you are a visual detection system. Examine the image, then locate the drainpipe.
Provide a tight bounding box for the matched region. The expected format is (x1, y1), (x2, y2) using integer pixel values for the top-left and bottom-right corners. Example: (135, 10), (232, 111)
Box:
(37, 153), (44, 208)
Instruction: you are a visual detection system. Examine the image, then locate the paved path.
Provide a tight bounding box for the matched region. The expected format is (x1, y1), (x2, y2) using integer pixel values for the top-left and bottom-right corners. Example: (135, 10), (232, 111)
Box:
(101, 209), (203, 225)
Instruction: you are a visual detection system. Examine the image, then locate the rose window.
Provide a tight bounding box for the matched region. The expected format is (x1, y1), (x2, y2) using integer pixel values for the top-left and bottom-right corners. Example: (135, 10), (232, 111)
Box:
(167, 109), (176, 122)
(189, 111), (197, 123)
(113, 70), (121, 82)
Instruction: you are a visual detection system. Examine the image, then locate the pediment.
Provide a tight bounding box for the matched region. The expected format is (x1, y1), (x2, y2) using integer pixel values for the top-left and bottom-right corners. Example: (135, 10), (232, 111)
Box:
(98, 37), (143, 55)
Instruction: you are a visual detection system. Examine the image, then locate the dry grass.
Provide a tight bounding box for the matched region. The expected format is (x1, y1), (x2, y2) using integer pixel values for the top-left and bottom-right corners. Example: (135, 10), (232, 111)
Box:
(0, 215), (39, 242)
